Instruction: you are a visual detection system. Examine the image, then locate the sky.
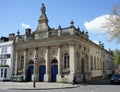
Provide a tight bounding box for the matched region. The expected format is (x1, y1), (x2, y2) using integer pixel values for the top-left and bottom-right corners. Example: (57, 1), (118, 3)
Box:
(0, 0), (120, 50)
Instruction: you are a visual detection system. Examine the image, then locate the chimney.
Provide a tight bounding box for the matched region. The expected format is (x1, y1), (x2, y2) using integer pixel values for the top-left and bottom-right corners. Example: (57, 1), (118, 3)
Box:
(9, 33), (15, 40)
(25, 28), (31, 36)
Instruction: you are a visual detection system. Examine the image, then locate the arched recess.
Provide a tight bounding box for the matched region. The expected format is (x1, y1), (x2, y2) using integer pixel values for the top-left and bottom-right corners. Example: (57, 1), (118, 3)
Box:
(51, 58), (58, 82)
(20, 56), (24, 69)
(38, 57), (46, 82)
(81, 59), (85, 74)
(26, 59), (34, 82)
(81, 58), (86, 82)
(76, 52), (80, 72)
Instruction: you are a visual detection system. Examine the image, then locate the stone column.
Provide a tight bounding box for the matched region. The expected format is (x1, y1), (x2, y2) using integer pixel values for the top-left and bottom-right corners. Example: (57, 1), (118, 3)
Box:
(70, 43), (76, 74)
(88, 54), (92, 80)
(23, 49), (27, 80)
(93, 56), (95, 70)
(88, 54), (91, 71)
(34, 48), (38, 81)
(15, 51), (18, 75)
(44, 47), (50, 82)
(57, 46), (62, 82)
(68, 43), (76, 83)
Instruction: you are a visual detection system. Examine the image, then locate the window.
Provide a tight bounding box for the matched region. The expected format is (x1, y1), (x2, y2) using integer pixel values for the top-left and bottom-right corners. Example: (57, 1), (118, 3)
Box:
(0, 60), (7, 65)
(1, 60), (3, 65)
(4, 69), (7, 78)
(91, 56), (93, 69)
(21, 56), (24, 69)
(1, 48), (4, 54)
(64, 53), (69, 69)
(6, 54), (10, 58)
(94, 57), (96, 69)
(97, 57), (99, 69)
(4, 47), (7, 54)
(1, 47), (7, 54)
(1, 69), (3, 78)
(4, 60), (6, 65)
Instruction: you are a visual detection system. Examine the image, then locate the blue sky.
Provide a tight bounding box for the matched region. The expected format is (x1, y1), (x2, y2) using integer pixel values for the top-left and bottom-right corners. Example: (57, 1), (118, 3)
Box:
(0, 0), (120, 50)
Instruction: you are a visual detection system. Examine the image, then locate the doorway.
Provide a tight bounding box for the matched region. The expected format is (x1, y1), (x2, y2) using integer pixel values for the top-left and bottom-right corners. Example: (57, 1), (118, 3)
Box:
(51, 59), (58, 82)
(39, 65), (46, 82)
(26, 65), (34, 82)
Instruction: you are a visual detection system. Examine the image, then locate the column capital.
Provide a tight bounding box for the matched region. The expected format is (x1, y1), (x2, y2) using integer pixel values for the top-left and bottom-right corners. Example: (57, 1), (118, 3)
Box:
(35, 47), (38, 50)
(69, 42), (75, 46)
(15, 49), (20, 52)
(58, 44), (63, 48)
(24, 48), (28, 51)
(46, 46), (50, 49)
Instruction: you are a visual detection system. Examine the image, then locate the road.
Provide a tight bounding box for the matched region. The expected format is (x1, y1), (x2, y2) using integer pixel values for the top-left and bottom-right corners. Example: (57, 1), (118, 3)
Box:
(1, 85), (120, 92)
(0, 79), (120, 92)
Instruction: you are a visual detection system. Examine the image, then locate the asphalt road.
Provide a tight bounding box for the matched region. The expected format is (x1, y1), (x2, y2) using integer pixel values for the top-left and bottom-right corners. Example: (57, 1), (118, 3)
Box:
(0, 79), (120, 92)
(1, 85), (120, 92)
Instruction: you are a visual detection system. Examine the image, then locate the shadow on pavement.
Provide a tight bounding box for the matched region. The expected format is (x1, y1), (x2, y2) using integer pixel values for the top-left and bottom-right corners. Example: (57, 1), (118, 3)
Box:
(81, 79), (116, 86)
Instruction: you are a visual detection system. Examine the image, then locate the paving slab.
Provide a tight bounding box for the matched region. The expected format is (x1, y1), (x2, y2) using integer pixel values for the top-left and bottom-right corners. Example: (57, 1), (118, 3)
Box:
(0, 82), (79, 90)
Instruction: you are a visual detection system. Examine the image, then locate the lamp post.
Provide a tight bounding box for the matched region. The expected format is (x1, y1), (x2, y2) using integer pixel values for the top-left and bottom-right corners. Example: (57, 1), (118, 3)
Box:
(33, 55), (37, 88)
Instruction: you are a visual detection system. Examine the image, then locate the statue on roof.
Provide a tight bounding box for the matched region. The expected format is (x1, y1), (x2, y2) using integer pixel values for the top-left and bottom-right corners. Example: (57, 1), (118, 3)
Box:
(41, 3), (46, 15)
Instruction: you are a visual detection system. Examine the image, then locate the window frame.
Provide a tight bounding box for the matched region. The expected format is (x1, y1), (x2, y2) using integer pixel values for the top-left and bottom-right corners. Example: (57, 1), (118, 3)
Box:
(63, 53), (69, 69)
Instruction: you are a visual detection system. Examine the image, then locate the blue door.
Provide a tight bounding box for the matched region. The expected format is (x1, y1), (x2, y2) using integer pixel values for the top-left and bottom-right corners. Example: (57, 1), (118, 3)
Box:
(39, 65), (46, 82)
(51, 65), (58, 82)
(26, 65), (34, 82)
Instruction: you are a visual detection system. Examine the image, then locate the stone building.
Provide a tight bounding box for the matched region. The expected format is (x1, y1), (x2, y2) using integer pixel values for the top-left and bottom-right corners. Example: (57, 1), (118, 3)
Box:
(13, 4), (114, 83)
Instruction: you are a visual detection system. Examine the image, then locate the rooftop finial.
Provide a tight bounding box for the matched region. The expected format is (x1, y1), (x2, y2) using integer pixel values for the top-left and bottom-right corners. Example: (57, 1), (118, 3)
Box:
(41, 3), (46, 15)
(17, 30), (20, 36)
(58, 25), (61, 29)
(70, 19), (74, 27)
(77, 26), (80, 30)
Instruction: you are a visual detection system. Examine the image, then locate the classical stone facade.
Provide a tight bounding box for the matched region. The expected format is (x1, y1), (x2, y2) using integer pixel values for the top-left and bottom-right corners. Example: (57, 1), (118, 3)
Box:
(13, 4), (114, 83)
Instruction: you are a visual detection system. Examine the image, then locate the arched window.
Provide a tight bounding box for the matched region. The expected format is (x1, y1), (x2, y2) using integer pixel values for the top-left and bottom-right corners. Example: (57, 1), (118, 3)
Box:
(64, 53), (69, 69)
(94, 57), (96, 69)
(21, 56), (24, 69)
(91, 56), (93, 69)
(97, 57), (99, 69)
(99, 58), (101, 69)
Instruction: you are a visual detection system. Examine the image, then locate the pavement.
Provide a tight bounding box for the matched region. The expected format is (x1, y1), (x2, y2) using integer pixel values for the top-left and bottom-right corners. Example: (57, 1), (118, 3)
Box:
(0, 82), (79, 90)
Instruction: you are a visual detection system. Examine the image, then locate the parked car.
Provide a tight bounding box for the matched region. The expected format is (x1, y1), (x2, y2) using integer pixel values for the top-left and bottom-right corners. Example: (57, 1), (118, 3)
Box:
(110, 74), (120, 84)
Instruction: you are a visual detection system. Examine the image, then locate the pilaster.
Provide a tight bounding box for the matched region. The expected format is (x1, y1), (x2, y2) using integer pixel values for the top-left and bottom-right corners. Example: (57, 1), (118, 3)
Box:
(68, 43), (76, 83)
(44, 47), (50, 82)
(57, 45), (62, 82)
(34, 47), (38, 81)
(15, 51), (18, 75)
(23, 49), (27, 80)
(69, 43), (76, 74)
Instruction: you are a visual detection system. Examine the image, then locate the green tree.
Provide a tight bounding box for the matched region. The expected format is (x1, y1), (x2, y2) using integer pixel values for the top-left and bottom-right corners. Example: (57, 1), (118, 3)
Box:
(114, 49), (120, 64)
(104, 3), (120, 43)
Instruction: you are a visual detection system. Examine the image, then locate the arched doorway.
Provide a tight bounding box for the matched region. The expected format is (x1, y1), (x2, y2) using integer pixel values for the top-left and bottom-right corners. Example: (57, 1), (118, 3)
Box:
(39, 65), (46, 82)
(81, 59), (86, 82)
(38, 57), (46, 82)
(51, 59), (58, 82)
(26, 59), (34, 82)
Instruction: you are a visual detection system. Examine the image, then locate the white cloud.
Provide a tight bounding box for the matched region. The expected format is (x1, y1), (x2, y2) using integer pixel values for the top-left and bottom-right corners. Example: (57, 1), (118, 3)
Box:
(84, 15), (110, 33)
(21, 22), (31, 29)
(93, 40), (99, 44)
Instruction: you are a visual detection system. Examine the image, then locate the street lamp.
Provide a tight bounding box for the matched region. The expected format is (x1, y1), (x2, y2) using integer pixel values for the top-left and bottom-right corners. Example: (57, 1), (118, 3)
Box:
(33, 55), (37, 88)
